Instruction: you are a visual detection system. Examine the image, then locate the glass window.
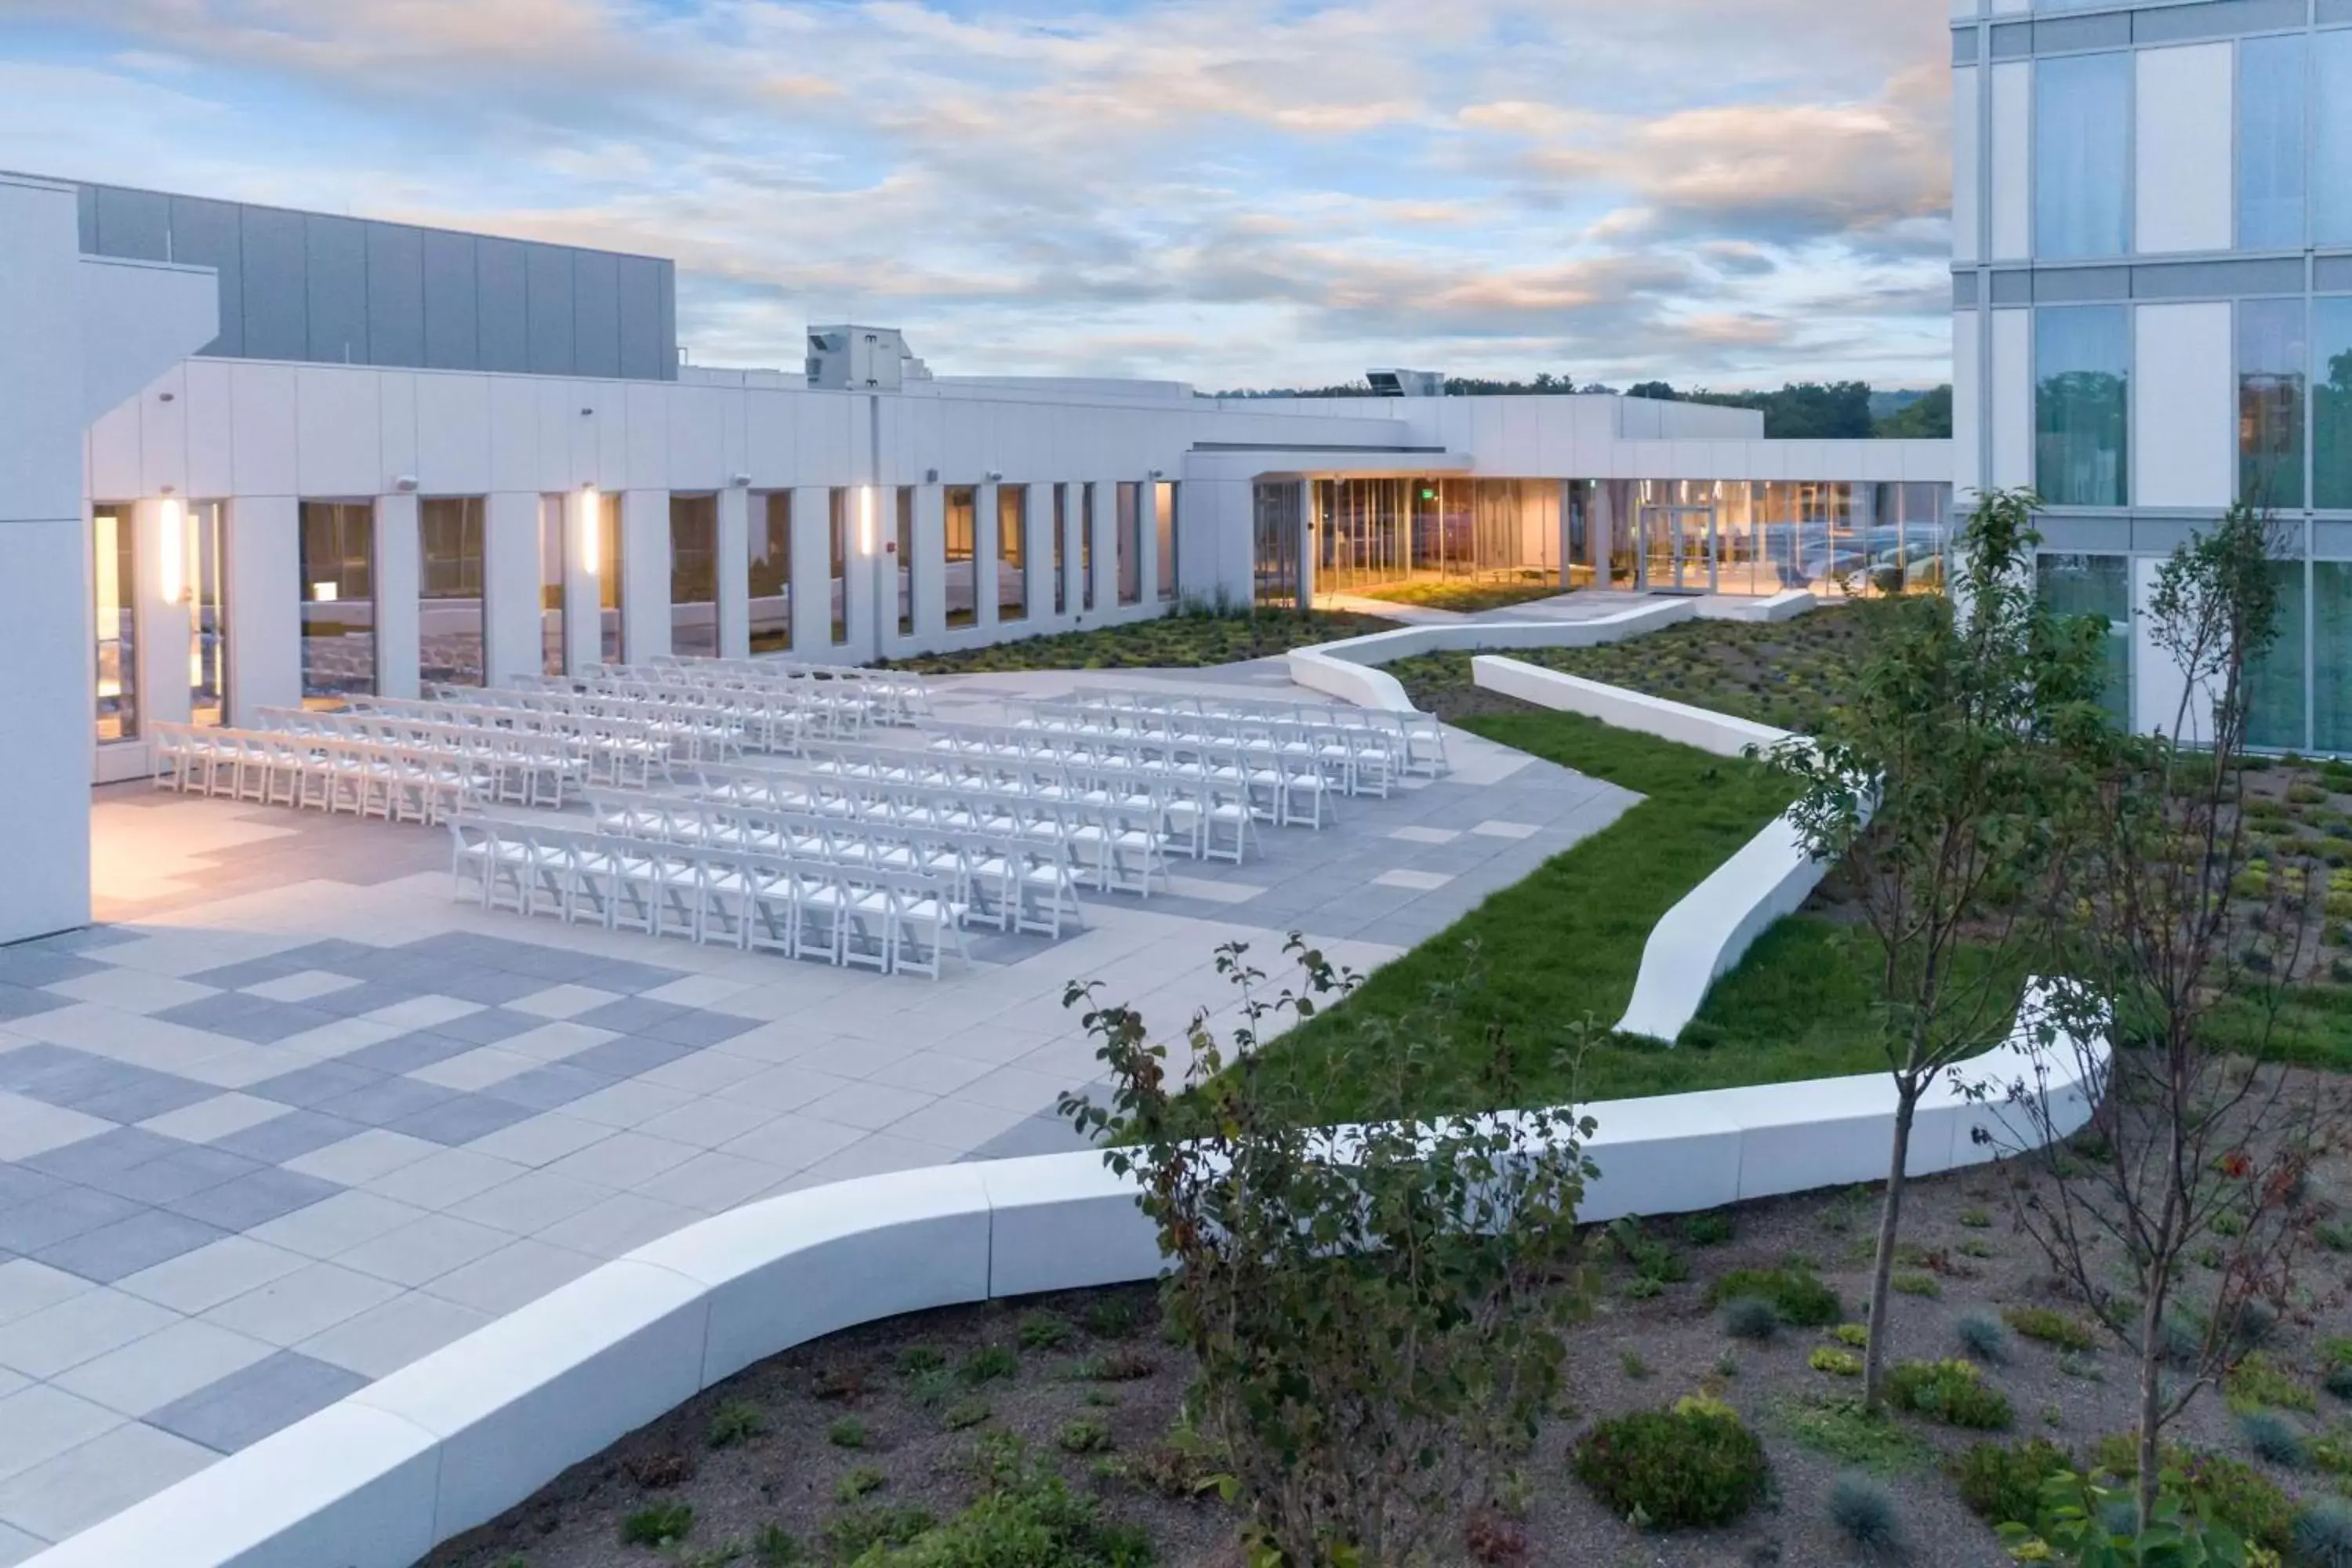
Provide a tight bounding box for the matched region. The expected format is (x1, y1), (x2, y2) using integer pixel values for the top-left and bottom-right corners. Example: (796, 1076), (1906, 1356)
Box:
(187, 501), (227, 727)
(1154, 481), (1178, 603)
(93, 504), (136, 742)
(594, 492), (622, 666)
(2317, 31), (2352, 245)
(668, 493), (718, 661)
(2241, 34), (2307, 249)
(419, 496), (485, 687)
(896, 487), (915, 636)
(748, 492), (791, 653)
(2315, 298), (2352, 509)
(2318, 561), (2352, 754)
(2036, 306), (2129, 507)
(1116, 482), (1142, 605)
(2037, 553), (2132, 726)
(299, 499), (376, 702)
(1051, 484), (1068, 616)
(2241, 299), (2307, 509)
(538, 494), (565, 676)
(2246, 561), (2307, 751)
(946, 485), (978, 628)
(829, 489), (849, 645)
(2035, 53), (2129, 259)
(1080, 484), (1096, 612)
(998, 485), (1027, 622)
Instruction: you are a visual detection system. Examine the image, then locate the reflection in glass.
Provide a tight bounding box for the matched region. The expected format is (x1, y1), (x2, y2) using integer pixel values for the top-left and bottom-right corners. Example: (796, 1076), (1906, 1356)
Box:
(539, 495), (565, 676)
(2241, 34), (2306, 249)
(1080, 485), (1096, 611)
(2318, 31), (2352, 245)
(668, 493), (718, 660)
(749, 493), (792, 653)
(2318, 562), (2352, 755)
(1116, 482), (1142, 606)
(1252, 481), (1301, 608)
(2247, 561), (2307, 752)
(595, 493), (624, 665)
(1154, 482), (1178, 603)
(829, 489), (848, 645)
(1051, 485), (1068, 616)
(946, 485), (978, 628)
(2037, 553), (2132, 726)
(999, 485), (1027, 622)
(2036, 306), (2129, 507)
(2240, 299), (2307, 508)
(94, 505), (137, 742)
(897, 488), (915, 636)
(2314, 299), (2352, 509)
(188, 501), (228, 726)
(300, 499), (376, 703)
(2035, 53), (2129, 259)
(419, 497), (485, 687)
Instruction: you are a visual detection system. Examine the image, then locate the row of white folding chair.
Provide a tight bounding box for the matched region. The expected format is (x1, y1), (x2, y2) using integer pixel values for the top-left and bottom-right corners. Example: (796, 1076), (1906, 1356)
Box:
(681, 761), (1182, 894)
(347, 694), (670, 787)
(916, 721), (1335, 829)
(155, 723), (484, 822)
(257, 707), (583, 807)
(437, 684), (749, 764)
(447, 816), (969, 978)
(648, 655), (930, 723)
(1058, 688), (1448, 779)
(592, 663), (891, 731)
(1009, 702), (1399, 799)
(506, 673), (864, 749)
(579, 790), (1084, 939)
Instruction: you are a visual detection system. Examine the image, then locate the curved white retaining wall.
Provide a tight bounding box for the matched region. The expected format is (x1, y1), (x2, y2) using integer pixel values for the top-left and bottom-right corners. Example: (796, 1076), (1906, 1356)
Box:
(1286, 599), (1699, 711)
(29, 1008), (2103, 1568)
(1469, 657), (1791, 760)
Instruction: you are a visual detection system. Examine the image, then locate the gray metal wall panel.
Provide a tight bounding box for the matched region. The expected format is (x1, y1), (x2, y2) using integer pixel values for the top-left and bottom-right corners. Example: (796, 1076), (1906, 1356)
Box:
(2036, 13), (2131, 51)
(2135, 0), (2303, 43)
(2035, 267), (2131, 302)
(304, 214), (369, 365)
(240, 205), (309, 362)
(1989, 270), (2032, 305)
(2035, 517), (2135, 554)
(2132, 256), (2306, 296)
(1991, 21), (2031, 56)
(94, 187), (169, 261)
(75, 186), (96, 253)
(365, 224), (426, 368)
(616, 256), (662, 380)
(2132, 517), (2209, 554)
(2315, 256), (2352, 292)
(1954, 271), (1980, 307)
(2316, 522), (2352, 557)
(421, 230), (480, 370)
(1952, 27), (1977, 65)
(2321, 0), (2352, 24)
(476, 238), (529, 372)
(167, 195), (243, 358)
(571, 250), (621, 379)
(658, 260), (677, 379)
(524, 243), (575, 375)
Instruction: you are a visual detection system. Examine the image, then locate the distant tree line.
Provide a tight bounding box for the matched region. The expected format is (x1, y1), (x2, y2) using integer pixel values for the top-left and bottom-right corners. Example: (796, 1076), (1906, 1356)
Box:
(1213, 376), (1953, 440)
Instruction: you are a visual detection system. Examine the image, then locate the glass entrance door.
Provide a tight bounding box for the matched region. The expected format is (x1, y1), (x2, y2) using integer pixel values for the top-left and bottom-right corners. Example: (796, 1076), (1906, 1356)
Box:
(1636, 505), (1717, 593)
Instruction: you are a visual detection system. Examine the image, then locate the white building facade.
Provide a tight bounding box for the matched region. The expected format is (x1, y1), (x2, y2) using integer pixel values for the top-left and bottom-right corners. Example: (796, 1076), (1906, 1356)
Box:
(1952, 0), (2352, 748)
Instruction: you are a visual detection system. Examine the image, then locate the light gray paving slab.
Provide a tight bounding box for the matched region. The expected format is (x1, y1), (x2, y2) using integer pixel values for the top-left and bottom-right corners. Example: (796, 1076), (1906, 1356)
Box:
(0, 1287), (182, 1379)
(144, 1349), (367, 1454)
(241, 971), (364, 1005)
(0, 1261), (95, 1330)
(198, 1261), (405, 1347)
(32, 1209), (229, 1285)
(0, 1517), (41, 1566)
(445, 1168), (612, 1236)
(295, 1290), (491, 1378)
(0, 1384), (124, 1485)
(358, 1147), (529, 1210)
(419, 1238), (601, 1316)
(243, 1189), (428, 1260)
(331, 1212), (512, 1289)
(536, 1190), (702, 1258)
(49, 1317), (276, 1418)
(133, 1091), (289, 1145)
(0, 1418), (216, 1544)
(282, 1128), (439, 1185)
(538, 1129), (700, 1190)
(459, 1109), (615, 1168)
(631, 1096), (786, 1152)
(113, 1236), (312, 1316)
(634, 1149), (790, 1214)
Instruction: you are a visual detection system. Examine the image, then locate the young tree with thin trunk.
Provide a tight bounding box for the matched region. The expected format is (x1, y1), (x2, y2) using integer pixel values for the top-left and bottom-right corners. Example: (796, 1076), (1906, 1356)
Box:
(1976, 504), (2338, 1532)
(1765, 487), (2107, 1415)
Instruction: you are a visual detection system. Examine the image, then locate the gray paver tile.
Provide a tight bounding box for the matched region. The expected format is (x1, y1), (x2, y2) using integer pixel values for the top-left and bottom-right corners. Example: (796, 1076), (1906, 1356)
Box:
(134, 1091), (289, 1145)
(0, 1384), (124, 1485)
(570, 996), (699, 1036)
(383, 1092), (537, 1146)
(50, 1316), (274, 1417)
(339, 1031), (474, 1076)
(199, 1261), (404, 1346)
(245, 1059), (384, 1109)
(332, 1213), (510, 1288)
(32, 1210), (228, 1285)
(243, 1189), (426, 1260)
(113, 1235), (311, 1315)
(0, 1186), (146, 1255)
(20, 1126), (183, 1185)
(0, 1261), (94, 1328)
(282, 1129), (438, 1185)
(0, 952), (103, 990)
(208, 1108), (365, 1163)
(162, 1166), (342, 1231)
(0, 1418), (216, 1543)
(296, 1290), (489, 1377)
(0, 1286), (180, 1377)
(420, 1237), (599, 1316)
(459, 1110), (614, 1168)
(480, 1062), (612, 1112)
(145, 1349), (366, 1454)
(0, 988), (66, 1025)
(309, 1075), (458, 1127)
(445, 1168), (611, 1234)
(78, 1143), (261, 1205)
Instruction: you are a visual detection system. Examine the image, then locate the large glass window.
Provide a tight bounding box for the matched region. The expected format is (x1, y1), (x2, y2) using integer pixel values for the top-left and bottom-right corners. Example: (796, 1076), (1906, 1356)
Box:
(187, 502), (227, 727)
(1154, 481), (1178, 603)
(2241, 34), (2307, 249)
(1080, 484), (1097, 611)
(1051, 484), (1068, 616)
(896, 488), (915, 636)
(538, 494), (565, 676)
(2246, 561), (2307, 751)
(946, 485), (978, 627)
(2318, 561), (2352, 755)
(2035, 53), (2129, 259)
(300, 500), (376, 703)
(829, 489), (849, 644)
(2037, 553), (2132, 726)
(93, 504), (136, 742)
(2317, 31), (2352, 245)
(668, 493), (718, 660)
(2315, 299), (2352, 509)
(1253, 481), (1302, 608)
(2037, 306), (2129, 507)
(2240, 299), (2307, 510)
(1116, 482), (1142, 605)
(419, 496), (485, 687)
(594, 492), (623, 666)
(998, 485), (1027, 622)
(749, 492), (791, 653)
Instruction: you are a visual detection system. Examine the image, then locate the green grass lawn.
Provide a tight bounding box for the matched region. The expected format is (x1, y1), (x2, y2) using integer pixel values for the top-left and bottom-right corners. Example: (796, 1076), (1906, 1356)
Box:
(1351, 577), (1568, 615)
(1220, 709), (1911, 1124)
(879, 609), (1396, 674)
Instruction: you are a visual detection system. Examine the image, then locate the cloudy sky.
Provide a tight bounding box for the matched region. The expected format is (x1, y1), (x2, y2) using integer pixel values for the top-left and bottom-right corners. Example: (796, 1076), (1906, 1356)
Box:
(0, 0), (1955, 391)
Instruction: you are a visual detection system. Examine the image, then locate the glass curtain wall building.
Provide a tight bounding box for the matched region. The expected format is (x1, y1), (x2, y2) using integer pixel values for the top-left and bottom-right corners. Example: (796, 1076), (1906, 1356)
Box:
(419, 496), (485, 687)
(299, 500), (376, 703)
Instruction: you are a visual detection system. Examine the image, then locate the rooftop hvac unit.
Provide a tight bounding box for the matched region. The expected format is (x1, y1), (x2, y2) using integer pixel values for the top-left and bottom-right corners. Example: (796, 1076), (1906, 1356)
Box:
(1367, 368), (1445, 397)
(807, 325), (922, 391)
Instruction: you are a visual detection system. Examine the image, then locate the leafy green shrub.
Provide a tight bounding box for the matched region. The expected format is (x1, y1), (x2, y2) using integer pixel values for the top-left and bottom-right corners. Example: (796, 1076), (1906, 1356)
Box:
(1955, 1312), (2008, 1363)
(1891, 1270), (1942, 1298)
(1082, 1298), (1140, 1338)
(2227, 1351), (2316, 1414)
(2328, 1364), (2352, 1402)
(826, 1417), (867, 1450)
(751, 1523), (800, 1565)
(2239, 1409), (2307, 1468)
(822, 1504), (936, 1560)
(621, 1502), (695, 1548)
(896, 1345), (945, 1376)
(1704, 1266), (1838, 1327)
(849, 1462), (1150, 1568)
(1958, 1207), (1994, 1229)
(1018, 1312), (1073, 1350)
(1570, 1399), (1769, 1530)
(707, 1399), (768, 1450)
(1886, 1359), (2012, 1430)
(1829, 1474), (1904, 1556)
(1950, 1438), (2074, 1527)
(961, 1345), (1018, 1385)
(2002, 1306), (2098, 1352)
(1682, 1214), (1735, 1247)
(1722, 1296), (1780, 1342)
(835, 1465), (887, 1504)
(1056, 1419), (1112, 1454)
(1810, 1348), (1862, 1377)
(2295, 1497), (2352, 1567)
(942, 1398), (991, 1432)
(1832, 1323), (1871, 1348)
(1780, 1398), (1932, 1472)
(2088, 1436), (2296, 1552)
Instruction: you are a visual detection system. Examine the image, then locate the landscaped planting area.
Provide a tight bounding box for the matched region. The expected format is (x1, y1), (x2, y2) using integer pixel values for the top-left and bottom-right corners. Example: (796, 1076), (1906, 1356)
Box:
(880, 608), (1396, 674)
(1348, 575), (1566, 615)
(424, 1142), (2352, 1568)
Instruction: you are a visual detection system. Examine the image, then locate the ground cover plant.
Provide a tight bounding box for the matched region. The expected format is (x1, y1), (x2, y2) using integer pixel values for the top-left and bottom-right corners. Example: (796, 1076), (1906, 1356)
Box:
(1350, 574), (1566, 615)
(879, 606), (1395, 673)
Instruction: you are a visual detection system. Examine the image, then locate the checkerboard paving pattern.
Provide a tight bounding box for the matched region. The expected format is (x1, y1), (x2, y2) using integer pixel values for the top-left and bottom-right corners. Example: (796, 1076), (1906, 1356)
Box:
(2, 674), (1635, 1559)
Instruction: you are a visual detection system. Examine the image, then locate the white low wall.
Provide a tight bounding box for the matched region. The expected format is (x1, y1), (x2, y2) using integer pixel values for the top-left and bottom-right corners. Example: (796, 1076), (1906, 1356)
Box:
(28, 1013), (2101, 1568)
(1469, 657), (1791, 759)
(1286, 599), (1698, 712)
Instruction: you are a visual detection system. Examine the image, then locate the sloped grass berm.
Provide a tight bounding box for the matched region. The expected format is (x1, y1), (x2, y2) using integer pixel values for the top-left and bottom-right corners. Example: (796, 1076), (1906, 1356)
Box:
(882, 609), (1398, 674)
